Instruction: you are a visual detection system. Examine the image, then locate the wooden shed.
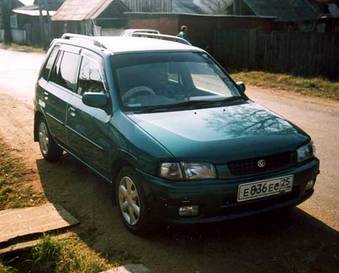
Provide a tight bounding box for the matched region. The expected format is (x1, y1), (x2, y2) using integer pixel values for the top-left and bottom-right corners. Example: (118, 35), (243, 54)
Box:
(52, 0), (129, 36)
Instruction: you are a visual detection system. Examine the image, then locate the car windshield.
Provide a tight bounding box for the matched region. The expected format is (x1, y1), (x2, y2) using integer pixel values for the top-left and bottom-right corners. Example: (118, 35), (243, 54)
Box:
(112, 52), (242, 111)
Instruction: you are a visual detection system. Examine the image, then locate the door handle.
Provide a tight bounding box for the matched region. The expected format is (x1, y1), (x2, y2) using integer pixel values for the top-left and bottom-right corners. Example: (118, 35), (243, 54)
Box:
(68, 106), (76, 117)
(44, 91), (49, 96)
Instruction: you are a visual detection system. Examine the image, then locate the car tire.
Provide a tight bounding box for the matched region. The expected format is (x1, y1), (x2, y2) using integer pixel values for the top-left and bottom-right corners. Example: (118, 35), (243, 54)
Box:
(38, 117), (63, 162)
(115, 166), (153, 235)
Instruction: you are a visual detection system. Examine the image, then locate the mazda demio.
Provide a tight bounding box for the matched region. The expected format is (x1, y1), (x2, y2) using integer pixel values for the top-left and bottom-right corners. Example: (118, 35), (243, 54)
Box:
(34, 33), (320, 234)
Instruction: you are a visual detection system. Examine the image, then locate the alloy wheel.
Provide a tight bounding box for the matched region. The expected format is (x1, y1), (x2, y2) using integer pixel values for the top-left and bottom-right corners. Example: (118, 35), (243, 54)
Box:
(39, 121), (49, 155)
(118, 176), (141, 226)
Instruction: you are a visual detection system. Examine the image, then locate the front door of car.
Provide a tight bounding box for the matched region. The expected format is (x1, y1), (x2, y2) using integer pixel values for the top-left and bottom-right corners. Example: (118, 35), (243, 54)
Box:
(66, 51), (111, 177)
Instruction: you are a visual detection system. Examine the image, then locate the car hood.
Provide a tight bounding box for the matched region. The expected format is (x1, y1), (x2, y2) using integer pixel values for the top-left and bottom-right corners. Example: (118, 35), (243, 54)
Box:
(127, 102), (310, 163)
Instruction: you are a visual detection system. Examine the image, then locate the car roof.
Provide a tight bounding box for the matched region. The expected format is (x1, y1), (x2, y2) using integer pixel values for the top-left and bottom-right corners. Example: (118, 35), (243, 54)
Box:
(56, 36), (203, 54)
(96, 37), (202, 54)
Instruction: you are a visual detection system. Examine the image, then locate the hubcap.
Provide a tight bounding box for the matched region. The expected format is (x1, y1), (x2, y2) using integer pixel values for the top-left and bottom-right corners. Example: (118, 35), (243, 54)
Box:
(118, 176), (141, 226)
(39, 122), (49, 155)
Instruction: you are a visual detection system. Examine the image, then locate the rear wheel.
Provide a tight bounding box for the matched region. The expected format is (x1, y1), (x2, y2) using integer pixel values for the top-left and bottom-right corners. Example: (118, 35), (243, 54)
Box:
(116, 166), (153, 235)
(38, 118), (63, 162)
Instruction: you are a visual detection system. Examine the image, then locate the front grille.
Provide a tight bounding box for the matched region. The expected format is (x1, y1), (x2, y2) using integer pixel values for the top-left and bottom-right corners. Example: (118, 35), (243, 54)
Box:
(228, 152), (293, 176)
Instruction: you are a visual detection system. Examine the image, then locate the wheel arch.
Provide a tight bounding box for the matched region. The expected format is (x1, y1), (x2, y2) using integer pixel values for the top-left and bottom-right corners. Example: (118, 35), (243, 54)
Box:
(111, 150), (138, 205)
(34, 111), (45, 142)
(111, 150), (138, 183)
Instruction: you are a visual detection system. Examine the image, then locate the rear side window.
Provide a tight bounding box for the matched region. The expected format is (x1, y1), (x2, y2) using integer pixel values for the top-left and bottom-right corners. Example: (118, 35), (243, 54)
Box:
(77, 56), (105, 95)
(50, 51), (80, 92)
(41, 46), (59, 80)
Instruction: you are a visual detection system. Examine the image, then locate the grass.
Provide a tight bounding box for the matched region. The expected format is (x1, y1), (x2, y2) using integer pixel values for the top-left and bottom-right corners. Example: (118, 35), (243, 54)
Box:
(231, 71), (339, 101)
(0, 139), (44, 210)
(0, 43), (44, 53)
(1, 235), (115, 273)
(0, 263), (17, 273)
(31, 235), (114, 273)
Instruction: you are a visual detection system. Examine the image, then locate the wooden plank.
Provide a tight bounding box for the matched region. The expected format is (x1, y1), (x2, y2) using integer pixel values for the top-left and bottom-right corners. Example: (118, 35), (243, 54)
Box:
(0, 203), (79, 244)
(0, 233), (72, 255)
(101, 264), (150, 273)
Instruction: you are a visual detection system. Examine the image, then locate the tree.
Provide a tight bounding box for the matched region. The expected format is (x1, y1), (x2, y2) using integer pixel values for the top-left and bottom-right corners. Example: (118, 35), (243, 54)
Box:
(201, 0), (233, 14)
(1, 0), (12, 44)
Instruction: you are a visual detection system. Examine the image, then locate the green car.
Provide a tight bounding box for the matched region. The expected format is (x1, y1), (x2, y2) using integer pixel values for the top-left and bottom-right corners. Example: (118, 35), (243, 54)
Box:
(34, 33), (319, 234)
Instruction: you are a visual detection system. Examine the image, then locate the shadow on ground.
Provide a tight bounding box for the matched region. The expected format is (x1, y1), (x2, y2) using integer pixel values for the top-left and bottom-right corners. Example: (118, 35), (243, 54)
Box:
(36, 155), (339, 273)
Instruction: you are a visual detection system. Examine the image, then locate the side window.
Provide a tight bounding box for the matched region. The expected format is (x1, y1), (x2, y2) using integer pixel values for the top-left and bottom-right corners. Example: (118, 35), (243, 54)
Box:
(77, 56), (105, 95)
(50, 51), (80, 92)
(42, 46), (59, 80)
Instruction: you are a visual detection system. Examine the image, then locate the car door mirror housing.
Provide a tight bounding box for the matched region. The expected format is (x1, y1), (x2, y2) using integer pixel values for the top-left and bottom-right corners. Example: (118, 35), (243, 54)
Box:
(82, 92), (109, 109)
(236, 81), (246, 93)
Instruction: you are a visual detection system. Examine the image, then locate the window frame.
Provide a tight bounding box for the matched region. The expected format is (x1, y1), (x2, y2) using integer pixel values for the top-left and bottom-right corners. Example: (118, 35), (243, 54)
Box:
(112, 51), (243, 112)
(41, 45), (60, 81)
(49, 45), (82, 94)
(76, 51), (108, 96)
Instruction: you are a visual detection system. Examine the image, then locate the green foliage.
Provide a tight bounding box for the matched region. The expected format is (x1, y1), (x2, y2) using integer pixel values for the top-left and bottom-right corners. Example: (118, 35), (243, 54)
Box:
(0, 262), (17, 273)
(32, 236), (62, 273)
(30, 236), (112, 273)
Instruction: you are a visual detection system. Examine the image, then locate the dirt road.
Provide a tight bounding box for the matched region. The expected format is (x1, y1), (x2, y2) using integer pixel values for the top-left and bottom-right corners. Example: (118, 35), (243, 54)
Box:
(0, 49), (338, 273)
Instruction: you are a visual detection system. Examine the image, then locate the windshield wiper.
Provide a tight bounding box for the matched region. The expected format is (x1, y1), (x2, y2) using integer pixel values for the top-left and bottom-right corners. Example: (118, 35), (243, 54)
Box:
(170, 96), (244, 108)
(137, 96), (244, 113)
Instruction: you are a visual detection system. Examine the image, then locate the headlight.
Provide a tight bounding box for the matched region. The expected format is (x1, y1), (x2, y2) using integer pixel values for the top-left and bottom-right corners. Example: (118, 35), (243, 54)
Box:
(181, 162), (216, 180)
(160, 162), (216, 180)
(160, 163), (183, 180)
(297, 142), (315, 162)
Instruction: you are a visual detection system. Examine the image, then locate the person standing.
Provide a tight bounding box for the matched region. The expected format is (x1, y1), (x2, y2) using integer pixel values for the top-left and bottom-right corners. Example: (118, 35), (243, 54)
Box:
(177, 25), (190, 43)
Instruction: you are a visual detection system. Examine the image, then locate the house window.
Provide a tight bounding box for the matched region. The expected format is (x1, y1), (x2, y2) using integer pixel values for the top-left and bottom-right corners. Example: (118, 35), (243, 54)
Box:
(10, 15), (18, 29)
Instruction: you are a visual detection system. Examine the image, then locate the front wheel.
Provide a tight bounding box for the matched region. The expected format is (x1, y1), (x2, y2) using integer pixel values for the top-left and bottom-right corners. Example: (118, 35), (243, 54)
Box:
(116, 167), (153, 235)
(38, 118), (63, 162)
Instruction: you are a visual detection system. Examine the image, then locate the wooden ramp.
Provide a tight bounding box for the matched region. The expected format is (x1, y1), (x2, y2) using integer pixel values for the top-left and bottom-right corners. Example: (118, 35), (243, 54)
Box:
(0, 203), (79, 254)
(101, 264), (150, 273)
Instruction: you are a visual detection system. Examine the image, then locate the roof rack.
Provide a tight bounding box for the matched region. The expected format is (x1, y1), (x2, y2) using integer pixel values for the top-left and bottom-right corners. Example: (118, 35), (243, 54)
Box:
(61, 33), (107, 49)
(131, 33), (191, 45)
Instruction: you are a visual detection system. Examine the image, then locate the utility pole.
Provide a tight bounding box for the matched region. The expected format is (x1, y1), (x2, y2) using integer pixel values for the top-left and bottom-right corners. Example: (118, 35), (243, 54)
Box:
(43, 0), (51, 46)
(37, 0), (45, 48)
(233, 0), (237, 15)
(1, 0), (12, 44)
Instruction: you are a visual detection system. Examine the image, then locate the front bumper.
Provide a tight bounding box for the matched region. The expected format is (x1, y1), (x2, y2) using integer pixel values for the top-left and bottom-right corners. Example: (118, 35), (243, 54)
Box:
(137, 158), (320, 224)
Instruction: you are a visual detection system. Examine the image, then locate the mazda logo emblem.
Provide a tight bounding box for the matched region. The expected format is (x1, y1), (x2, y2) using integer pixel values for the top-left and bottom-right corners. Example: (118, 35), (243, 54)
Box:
(257, 159), (266, 168)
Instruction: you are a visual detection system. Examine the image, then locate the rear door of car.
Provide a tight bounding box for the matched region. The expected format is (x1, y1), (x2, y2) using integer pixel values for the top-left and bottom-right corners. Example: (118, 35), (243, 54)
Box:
(44, 45), (81, 147)
(65, 49), (112, 178)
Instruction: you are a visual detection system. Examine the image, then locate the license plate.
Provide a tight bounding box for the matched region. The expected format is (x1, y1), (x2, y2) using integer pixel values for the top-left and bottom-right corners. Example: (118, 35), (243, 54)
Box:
(237, 175), (294, 202)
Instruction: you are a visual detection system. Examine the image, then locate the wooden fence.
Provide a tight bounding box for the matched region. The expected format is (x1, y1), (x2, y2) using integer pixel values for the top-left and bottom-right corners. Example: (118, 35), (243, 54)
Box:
(214, 30), (339, 79)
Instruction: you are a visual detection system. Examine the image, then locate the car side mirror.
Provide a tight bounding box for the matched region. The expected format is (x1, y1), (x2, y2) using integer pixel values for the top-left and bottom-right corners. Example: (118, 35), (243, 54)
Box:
(82, 92), (109, 109)
(236, 81), (246, 93)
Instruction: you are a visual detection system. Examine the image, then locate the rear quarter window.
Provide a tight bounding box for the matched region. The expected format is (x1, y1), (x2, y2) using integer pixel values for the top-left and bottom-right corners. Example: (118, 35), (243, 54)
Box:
(41, 46), (59, 80)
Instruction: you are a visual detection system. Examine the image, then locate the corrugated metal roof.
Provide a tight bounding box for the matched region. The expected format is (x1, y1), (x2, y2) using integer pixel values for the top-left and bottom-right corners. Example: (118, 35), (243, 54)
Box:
(52, 0), (115, 21)
(243, 0), (320, 22)
(18, 0), (35, 6)
(13, 8), (56, 16)
(173, 0), (209, 14)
